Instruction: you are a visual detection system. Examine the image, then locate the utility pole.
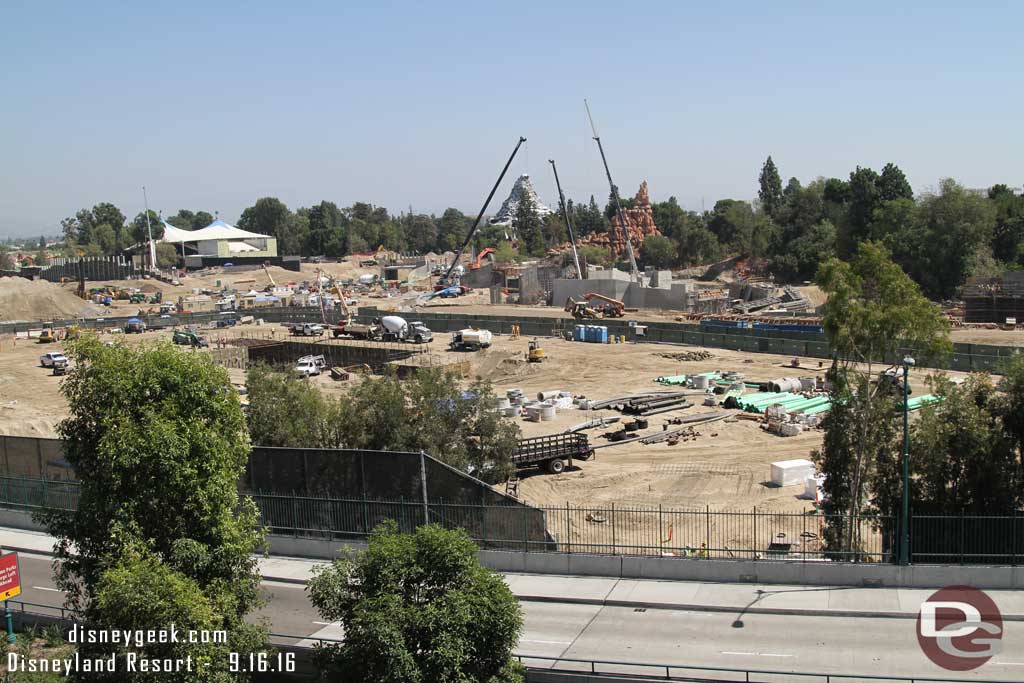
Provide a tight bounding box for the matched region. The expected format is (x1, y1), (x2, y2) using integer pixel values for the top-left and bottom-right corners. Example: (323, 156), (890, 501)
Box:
(899, 355), (915, 565)
(585, 99), (641, 286)
(142, 186), (155, 270)
(548, 160), (583, 279)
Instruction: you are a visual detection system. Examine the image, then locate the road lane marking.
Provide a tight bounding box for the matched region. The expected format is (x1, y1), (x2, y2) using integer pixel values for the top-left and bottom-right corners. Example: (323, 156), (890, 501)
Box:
(33, 587), (63, 593)
(721, 651), (792, 658)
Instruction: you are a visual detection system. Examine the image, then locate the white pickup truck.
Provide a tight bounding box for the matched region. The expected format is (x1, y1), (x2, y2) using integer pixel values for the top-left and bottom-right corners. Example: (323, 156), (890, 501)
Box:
(295, 355), (327, 377)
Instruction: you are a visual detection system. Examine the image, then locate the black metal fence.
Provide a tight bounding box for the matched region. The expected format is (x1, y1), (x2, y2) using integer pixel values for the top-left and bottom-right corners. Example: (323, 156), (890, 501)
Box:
(3, 475), (1021, 565)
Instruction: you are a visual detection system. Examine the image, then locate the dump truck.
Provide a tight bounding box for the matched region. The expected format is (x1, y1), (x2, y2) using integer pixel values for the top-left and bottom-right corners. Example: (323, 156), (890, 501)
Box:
(380, 316), (432, 344)
(332, 321), (383, 341)
(450, 328), (492, 351)
(512, 433), (593, 475)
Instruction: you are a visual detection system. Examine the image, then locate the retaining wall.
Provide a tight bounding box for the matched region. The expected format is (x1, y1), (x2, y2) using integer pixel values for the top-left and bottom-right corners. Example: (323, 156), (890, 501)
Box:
(362, 307), (1020, 374)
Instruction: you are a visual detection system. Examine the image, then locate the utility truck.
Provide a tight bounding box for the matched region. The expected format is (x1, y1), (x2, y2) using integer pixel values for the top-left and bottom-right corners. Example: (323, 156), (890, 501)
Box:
(295, 354), (326, 377)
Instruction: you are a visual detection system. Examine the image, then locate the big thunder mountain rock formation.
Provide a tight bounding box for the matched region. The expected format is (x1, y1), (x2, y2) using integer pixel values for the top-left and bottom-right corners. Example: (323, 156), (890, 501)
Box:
(578, 181), (663, 256)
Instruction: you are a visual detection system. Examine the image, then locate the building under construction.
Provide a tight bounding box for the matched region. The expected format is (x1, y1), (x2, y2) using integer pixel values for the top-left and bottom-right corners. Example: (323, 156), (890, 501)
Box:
(963, 273), (1024, 323)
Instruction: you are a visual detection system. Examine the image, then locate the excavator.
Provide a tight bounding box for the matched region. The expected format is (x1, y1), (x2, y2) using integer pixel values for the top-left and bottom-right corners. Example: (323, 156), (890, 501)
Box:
(468, 247), (496, 270)
(564, 293), (626, 319)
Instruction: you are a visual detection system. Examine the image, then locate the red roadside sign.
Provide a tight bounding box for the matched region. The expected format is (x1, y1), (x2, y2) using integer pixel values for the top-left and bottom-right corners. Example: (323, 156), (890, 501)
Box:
(0, 553), (21, 601)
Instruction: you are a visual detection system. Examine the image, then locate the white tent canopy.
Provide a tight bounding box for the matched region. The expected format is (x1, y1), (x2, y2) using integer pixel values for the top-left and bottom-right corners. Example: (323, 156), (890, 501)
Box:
(160, 219), (269, 244)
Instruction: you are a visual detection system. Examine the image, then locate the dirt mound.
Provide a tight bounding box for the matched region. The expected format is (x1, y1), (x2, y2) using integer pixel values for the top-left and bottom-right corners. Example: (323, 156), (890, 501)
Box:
(0, 277), (103, 322)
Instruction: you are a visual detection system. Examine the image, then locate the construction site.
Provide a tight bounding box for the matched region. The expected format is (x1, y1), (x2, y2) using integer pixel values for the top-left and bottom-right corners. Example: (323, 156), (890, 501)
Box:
(3, 134), (1024, 561)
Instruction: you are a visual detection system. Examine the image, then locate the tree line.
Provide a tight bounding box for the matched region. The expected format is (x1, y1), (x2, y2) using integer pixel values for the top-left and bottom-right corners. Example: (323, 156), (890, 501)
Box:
(53, 160), (1024, 301)
(813, 242), (1024, 559)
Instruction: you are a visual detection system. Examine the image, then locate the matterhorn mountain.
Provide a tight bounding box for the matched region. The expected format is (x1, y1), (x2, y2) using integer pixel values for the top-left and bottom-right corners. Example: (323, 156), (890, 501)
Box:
(488, 174), (553, 228)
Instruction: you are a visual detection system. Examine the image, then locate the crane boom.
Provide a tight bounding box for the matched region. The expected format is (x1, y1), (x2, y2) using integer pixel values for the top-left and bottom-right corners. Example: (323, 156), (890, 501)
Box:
(584, 99), (642, 286)
(549, 159), (583, 279)
(441, 137), (527, 285)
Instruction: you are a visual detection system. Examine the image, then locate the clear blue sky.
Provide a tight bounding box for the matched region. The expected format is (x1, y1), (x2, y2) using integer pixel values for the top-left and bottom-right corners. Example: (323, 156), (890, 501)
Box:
(2, 0), (1022, 237)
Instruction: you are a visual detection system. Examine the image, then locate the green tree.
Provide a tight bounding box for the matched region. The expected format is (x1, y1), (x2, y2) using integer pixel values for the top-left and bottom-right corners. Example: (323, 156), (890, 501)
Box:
(640, 234), (677, 269)
(905, 373), (1020, 515)
(988, 184), (1024, 263)
(572, 196), (609, 237)
(815, 242), (951, 553)
(89, 551), (258, 682)
(308, 522), (524, 683)
(92, 202), (127, 247)
(245, 367), (520, 482)
(129, 209), (164, 244)
(245, 363), (339, 448)
(92, 223), (118, 254)
(168, 210), (215, 231)
(878, 163), (913, 201)
(335, 369), (519, 482)
(771, 219), (837, 282)
(46, 338), (266, 670)
(915, 179), (996, 298)
(307, 201), (346, 256)
(758, 156), (784, 218)
(578, 244), (612, 268)
(841, 167), (882, 257)
(238, 197), (294, 252)
(406, 214), (439, 253)
(817, 241), (951, 369)
(516, 192), (544, 257)
(155, 242), (179, 269)
(437, 208), (470, 252)
(492, 242), (519, 264)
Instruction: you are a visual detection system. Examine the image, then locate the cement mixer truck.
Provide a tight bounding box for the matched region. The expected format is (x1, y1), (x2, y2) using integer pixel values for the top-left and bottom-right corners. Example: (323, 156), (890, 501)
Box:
(380, 315), (433, 344)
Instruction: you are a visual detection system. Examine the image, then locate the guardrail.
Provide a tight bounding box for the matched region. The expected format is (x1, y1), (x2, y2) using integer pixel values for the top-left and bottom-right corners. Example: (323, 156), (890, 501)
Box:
(511, 654), (1020, 683)
(7, 603), (1015, 683)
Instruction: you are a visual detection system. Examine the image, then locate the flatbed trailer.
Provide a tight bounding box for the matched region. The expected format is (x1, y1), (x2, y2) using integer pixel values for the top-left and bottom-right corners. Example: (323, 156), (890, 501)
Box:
(512, 433), (592, 475)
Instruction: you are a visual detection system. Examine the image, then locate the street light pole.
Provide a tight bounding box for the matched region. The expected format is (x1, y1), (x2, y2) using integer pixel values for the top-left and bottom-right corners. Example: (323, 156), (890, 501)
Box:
(899, 355), (915, 565)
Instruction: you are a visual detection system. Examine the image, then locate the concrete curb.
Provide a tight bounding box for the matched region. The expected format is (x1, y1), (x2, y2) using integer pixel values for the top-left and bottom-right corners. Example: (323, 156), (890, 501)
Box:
(261, 575), (309, 586)
(513, 594), (1024, 621)
(261, 575), (1024, 621)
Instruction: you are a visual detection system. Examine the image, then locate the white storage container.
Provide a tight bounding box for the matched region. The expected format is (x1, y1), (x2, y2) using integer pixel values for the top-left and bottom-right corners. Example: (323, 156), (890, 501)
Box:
(770, 458), (815, 487)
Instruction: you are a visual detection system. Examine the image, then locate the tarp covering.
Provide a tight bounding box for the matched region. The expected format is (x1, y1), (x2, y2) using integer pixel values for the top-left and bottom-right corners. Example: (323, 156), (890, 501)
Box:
(160, 219), (269, 244)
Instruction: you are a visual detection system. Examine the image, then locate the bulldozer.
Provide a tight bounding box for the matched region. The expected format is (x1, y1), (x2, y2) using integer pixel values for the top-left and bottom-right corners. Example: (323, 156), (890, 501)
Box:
(526, 339), (546, 363)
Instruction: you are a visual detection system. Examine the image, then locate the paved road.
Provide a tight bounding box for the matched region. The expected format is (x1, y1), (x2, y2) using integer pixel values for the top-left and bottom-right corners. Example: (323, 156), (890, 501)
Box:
(12, 552), (1024, 680)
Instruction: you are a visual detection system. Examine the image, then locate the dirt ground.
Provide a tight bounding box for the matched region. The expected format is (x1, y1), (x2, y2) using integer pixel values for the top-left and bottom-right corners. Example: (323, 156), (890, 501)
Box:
(0, 320), (960, 517)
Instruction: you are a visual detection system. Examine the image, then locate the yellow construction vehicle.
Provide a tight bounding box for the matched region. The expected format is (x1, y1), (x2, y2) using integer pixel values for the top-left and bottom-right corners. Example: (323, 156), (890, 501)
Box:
(526, 339), (546, 363)
(565, 297), (600, 319)
(583, 292), (626, 318)
(38, 329), (56, 343)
